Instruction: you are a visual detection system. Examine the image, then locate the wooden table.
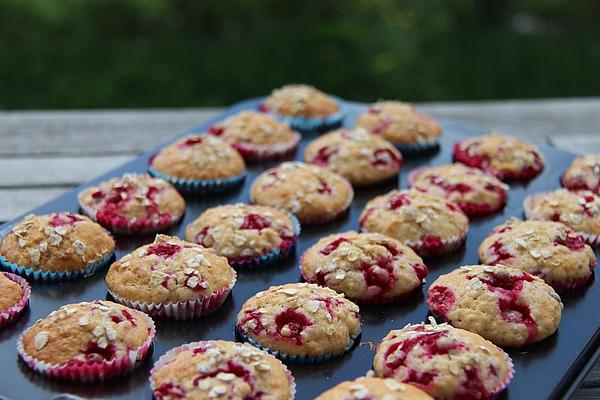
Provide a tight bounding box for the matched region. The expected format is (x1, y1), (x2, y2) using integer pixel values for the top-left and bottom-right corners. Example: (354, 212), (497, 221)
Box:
(1, 98), (599, 399)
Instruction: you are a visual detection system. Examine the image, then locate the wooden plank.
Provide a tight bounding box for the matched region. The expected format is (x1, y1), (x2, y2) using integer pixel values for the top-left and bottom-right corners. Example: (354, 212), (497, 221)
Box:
(0, 188), (69, 222)
(572, 387), (600, 400)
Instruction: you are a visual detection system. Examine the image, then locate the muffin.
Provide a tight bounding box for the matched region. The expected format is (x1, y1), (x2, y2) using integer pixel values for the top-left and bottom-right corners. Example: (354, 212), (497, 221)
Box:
(453, 133), (545, 181)
(17, 300), (155, 381)
(427, 265), (562, 347)
(304, 128), (403, 186)
(0, 212), (115, 280)
(78, 173), (185, 234)
(150, 340), (295, 400)
(185, 204), (300, 268)
(408, 163), (508, 217)
(562, 154), (600, 193)
(0, 272), (31, 328)
(356, 101), (442, 152)
(373, 323), (513, 400)
(478, 218), (596, 290)
(106, 234), (236, 319)
(524, 189), (600, 246)
(316, 377), (433, 400)
(236, 283), (361, 362)
(259, 84), (344, 132)
(359, 190), (469, 257)
(250, 162), (354, 224)
(300, 231), (427, 302)
(207, 111), (301, 160)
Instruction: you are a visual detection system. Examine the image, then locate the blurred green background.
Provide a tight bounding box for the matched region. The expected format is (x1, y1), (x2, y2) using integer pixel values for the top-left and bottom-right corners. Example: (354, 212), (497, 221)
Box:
(1, 0), (599, 109)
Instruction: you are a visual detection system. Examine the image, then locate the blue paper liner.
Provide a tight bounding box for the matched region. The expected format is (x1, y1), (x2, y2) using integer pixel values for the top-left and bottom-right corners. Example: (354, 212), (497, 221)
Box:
(148, 166), (245, 195)
(394, 139), (440, 155)
(266, 103), (346, 133)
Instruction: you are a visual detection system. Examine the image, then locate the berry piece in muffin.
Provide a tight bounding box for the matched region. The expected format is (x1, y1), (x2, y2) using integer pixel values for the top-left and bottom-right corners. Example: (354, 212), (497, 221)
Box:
(373, 323), (513, 400)
(0, 212), (115, 280)
(359, 189), (468, 257)
(236, 283), (361, 361)
(453, 132), (545, 181)
(0, 272), (30, 328)
(150, 340), (295, 400)
(304, 128), (403, 186)
(316, 377), (433, 400)
(185, 204), (299, 268)
(106, 234), (236, 319)
(78, 173), (185, 234)
(408, 163), (508, 217)
(250, 161), (353, 224)
(524, 189), (600, 245)
(478, 218), (596, 291)
(18, 301), (154, 381)
(207, 111), (300, 160)
(562, 154), (600, 193)
(428, 265), (562, 347)
(301, 231), (427, 302)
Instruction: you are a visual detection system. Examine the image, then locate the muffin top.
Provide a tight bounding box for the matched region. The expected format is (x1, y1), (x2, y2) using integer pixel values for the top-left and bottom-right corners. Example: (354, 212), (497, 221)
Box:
(408, 163), (508, 216)
(316, 377), (433, 400)
(78, 173), (185, 232)
(359, 190), (468, 255)
(562, 154), (600, 193)
(428, 265), (563, 347)
(373, 323), (513, 400)
(0, 272), (25, 311)
(301, 231), (427, 302)
(185, 204), (298, 263)
(20, 301), (153, 366)
(236, 283), (361, 357)
(151, 340), (294, 400)
(250, 162), (353, 224)
(524, 189), (600, 238)
(304, 128), (403, 186)
(151, 135), (245, 180)
(356, 101), (442, 145)
(0, 213), (115, 272)
(261, 84), (340, 118)
(106, 235), (235, 305)
(478, 218), (596, 290)
(453, 133), (545, 181)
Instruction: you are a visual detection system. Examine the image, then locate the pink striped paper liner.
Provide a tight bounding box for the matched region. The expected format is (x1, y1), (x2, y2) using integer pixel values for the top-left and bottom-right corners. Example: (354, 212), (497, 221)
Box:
(0, 272), (31, 328)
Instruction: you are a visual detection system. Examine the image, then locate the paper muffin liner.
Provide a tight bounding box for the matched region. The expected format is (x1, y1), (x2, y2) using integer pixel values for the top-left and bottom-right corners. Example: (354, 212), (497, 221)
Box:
(108, 271), (236, 320)
(394, 138), (440, 155)
(0, 272), (31, 328)
(260, 103), (346, 133)
(0, 251), (114, 281)
(149, 340), (296, 400)
(296, 182), (355, 225)
(17, 311), (155, 382)
(406, 231), (467, 258)
(236, 328), (359, 363)
(148, 165), (245, 195)
(231, 132), (301, 161)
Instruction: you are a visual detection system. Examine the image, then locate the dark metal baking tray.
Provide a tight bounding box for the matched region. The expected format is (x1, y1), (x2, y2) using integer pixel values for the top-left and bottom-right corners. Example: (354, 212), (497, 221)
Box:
(0, 99), (598, 400)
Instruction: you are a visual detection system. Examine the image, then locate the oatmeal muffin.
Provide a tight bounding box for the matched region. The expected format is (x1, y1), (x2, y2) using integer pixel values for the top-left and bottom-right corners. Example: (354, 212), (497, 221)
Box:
(106, 235), (236, 319)
(207, 111), (301, 160)
(236, 283), (361, 361)
(259, 84), (344, 131)
(149, 135), (246, 193)
(250, 162), (354, 224)
(408, 163), (508, 217)
(78, 173), (185, 234)
(373, 323), (513, 400)
(453, 133), (545, 181)
(185, 204), (299, 268)
(0, 272), (31, 328)
(359, 190), (468, 257)
(478, 218), (596, 290)
(17, 300), (155, 381)
(356, 101), (442, 152)
(428, 265), (562, 347)
(562, 154), (600, 193)
(524, 189), (600, 245)
(150, 340), (295, 400)
(304, 128), (403, 186)
(316, 377), (433, 400)
(0, 212), (115, 280)
(300, 231), (427, 302)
